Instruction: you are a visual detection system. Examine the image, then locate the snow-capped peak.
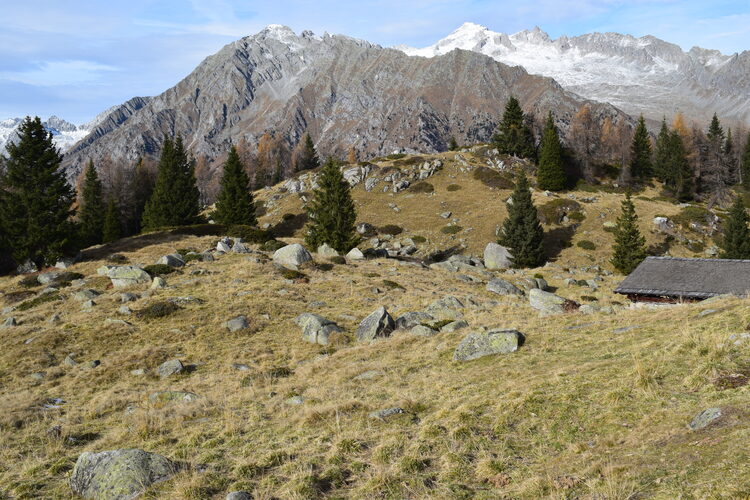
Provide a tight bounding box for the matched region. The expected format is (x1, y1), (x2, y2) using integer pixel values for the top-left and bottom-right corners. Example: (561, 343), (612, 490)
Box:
(0, 116), (93, 154)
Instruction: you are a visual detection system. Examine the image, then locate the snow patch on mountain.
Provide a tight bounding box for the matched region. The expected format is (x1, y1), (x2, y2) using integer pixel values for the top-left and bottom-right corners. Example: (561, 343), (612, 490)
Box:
(0, 116), (102, 154)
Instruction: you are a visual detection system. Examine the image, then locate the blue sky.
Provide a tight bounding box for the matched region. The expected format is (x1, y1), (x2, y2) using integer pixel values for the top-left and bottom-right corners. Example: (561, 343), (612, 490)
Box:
(1, 0), (748, 124)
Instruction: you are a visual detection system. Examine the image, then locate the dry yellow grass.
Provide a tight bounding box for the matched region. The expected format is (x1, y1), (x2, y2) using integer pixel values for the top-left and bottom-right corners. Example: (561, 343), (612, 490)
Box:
(0, 154), (748, 499)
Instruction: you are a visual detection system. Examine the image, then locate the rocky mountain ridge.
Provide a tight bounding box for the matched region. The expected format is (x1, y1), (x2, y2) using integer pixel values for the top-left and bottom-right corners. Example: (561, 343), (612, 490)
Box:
(398, 22), (750, 126)
(0, 116), (95, 154)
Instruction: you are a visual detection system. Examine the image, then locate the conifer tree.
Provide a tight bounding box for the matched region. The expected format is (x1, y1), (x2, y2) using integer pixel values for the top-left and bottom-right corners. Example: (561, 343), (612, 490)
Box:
(493, 96), (536, 160)
(654, 118), (671, 183)
(536, 112), (566, 191)
(742, 131), (750, 189)
(662, 130), (693, 201)
(102, 198), (122, 243)
(610, 191), (647, 274)
(78, 160), (105, 246)
(630, 115), (653, 180)
(213, 145), (256, 226)
(296, 133), (320, 172)
(707, 113), (724, 144)
(720, 196), (750, 259)
(1, 117), (75, 266)
(448, 136), (459, 151)
(304, 157), (358, 253)
(130, 157), (155, 234)
(141, 136), (201, 231)
(499, 171), (545, 268)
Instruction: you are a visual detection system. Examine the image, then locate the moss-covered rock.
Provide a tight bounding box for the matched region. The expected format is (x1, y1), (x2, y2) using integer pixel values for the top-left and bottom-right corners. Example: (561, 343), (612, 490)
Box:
(453, 330), (525, 361)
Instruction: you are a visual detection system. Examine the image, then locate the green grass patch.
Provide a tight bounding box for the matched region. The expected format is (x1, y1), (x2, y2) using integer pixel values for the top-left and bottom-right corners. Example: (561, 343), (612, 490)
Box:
(143, 264), (177, 277)
(472, 167), (514, 189)
(17, 292), (62, 311)
(446, 184), (462, 192)
(441, 225), (462, 235)
(577, 240), (597, 250)
(409, 182), (434, 193)
(412, 235), (427, 244)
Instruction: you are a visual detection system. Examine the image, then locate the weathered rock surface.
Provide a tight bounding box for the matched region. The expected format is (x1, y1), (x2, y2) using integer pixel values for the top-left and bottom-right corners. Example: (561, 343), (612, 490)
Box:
(295, 313), (343, 345)
(484, 243), (513, 270)
(453, 329), (525, 361)
(528, 289), (579, 315)
(425, 296), (465, 321)
(689, 407), (722, 430)
(157, 254), (185, 267)
(105, 266), (151, 288)
(356, 307), (395, 341)
(224, 316), (249, 332)
(69, 448), (181, 499)
(316, 243), (339, 257)
(272, 244), (312, 270)
(486, 278), (523, 296)
(346, 248), (365, 260)
(157, 359), (184, 378)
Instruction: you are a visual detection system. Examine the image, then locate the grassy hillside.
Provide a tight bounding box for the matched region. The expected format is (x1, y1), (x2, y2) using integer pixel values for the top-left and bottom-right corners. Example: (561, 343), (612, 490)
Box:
(1, 151), (749, 499)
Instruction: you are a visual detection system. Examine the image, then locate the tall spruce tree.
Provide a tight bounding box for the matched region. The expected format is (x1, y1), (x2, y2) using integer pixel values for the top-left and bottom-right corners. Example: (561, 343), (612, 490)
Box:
(663, 130), (693, 201)
(304, 157), (358, 253)
(610, 192), (647, 274)
(102, 198), (122, 243)
(654, 118), (671, 183)
(213, 145), (256, 226)
(720, 196), (750, 259)
(630, 115), (653, 180)
(78, 160), (105, 246)
(742, 131), (750, 189)
(448, 136), (459, 151)
(141, 136), (201, 231)
(536, 112), (566, 191)
(493, 96), (536, 160)
(499, 171), (545, 268)
(1, 117), (75, 267)
(297, 133), (320, 172)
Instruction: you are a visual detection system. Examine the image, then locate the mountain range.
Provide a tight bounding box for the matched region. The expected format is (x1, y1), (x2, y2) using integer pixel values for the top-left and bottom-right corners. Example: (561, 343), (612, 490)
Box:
(398, 23), (750, 126)
(0, 116), (94, 154)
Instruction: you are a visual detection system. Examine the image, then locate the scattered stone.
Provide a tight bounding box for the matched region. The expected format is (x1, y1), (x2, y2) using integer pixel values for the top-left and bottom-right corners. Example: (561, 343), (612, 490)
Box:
(272, 243), (312, 270)
(86, 360), (101, 369)
(120, 292), (138, 303)
(157, 359), (184, 378)
(30, 372), (45, 381)
(37, 271), (62, 285)
(409, 325), (438, 336)
(104, 318), (132, 327)
(48, 313), (61, 324)
(316, 243), (339, 257)
(356, 306), (395, 341)
(441, 320), (469, 332)
(81, 300), (96, 310)
(16, 260), (38, 274)
(131, 369), (146, 376)
(150, 277), (167, 289)
(105, 266), (152, 288)
(74, 289), (100, 301)
(356, 222), (375, 235)
(232, 363), (251, 371)
(484, 243), (513, 270)
(369, 407), (405, 420)
(216, 239), (232, 253)
(226, 491), (254, 500)
(224, 315), (249, 332)
(528, 289), (579, 315)
(286, 396), (306, 405)
(689, 407), (722, 430)
(453, 329), (525, 361)
(118, 306), (132, 315)
(69, 449), (181, 499)
(149, 391), (199, 403)
(346, 248), (365, 260)
(425, 296), (464, 321)
(486, 278), (523, 296)
(295, 313), (343, 345)
(3, 317), (17, 327)
(440, 211), (452, 219)
(395, 311), (435, 330)
(63, 354), (78, 367)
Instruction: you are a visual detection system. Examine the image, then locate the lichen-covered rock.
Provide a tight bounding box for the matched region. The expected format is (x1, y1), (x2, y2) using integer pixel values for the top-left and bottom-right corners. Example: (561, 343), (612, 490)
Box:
(295, 313), (343, 345)
(224, 316), (249, 332)
(69, 448), (181, 499)
(105, 266), (151, 288)
(689, 407), (722, 430)
(409, 325), (438, 337)
(346, 247), (365, 260)
(453, 329), (525, 361)
(425, 296), (464, 321)
(356, 306), (395, 341)
(272, 243), (312, 270)
(529, 289), (579, 315)
(486, 278), (523, 296)
(395, 311), (435, 330)
(156, 254), (185, 267)
(484, 243), (513, 270)
(156, 359), (184, 378)
(316, 243), (339, 257)
(226, 491), (254, 500)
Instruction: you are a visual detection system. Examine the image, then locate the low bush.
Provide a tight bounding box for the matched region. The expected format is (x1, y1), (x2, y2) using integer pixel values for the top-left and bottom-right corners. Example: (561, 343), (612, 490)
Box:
(412, 235), (427, 244)
(17, 292), (62, 311)
(441, 225), (462, 235)
(135, 301), (181, 320)
(262, 240), (286, 252)
(382, 280), (405, 290)
(18, 275), (40, 288)
(409, 182), (435, 193)
(577, 240), (597, 250)
(386, 153), (406, 160)
(143, 264), (177, 277)
(227, 225), (274, 244)
(379, 225), (403, 236)
(472, 167), (514, 189)
(446, 184), (462, 192)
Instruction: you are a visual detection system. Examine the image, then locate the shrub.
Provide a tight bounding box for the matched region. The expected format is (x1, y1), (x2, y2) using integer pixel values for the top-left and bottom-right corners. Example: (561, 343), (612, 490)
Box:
(379, 225), (403, 236)
(441, 225), (462, 235)
(412, 235), (427, 244)
(382, 280), (405, 290)
(183, 253), (203, 263)
(393, 156), (424, 166)
(568, 211), (586, 222)
(18, 275), (40, 288)
(672, 206), (714, 232)
(53, 272), (84, 288)
(262, 240), (286, 252)
(135, 301), (181, 320)
(143, 264), (177, 277)
(170, 224), (224, 237)
(472, 167), (514, 189)
(409, 182), (434, 193)
(227, 225), (273, 244)
(278, 268), (307, 281)
(533, 273), (544, 279)
(538, 199), (583, 225)
(577, 240), (597, 250)
(17, 292), (62, 311)
(603, 225), (616, 233)
(446, 184), (462, 192)
(386, 153), (406, 160)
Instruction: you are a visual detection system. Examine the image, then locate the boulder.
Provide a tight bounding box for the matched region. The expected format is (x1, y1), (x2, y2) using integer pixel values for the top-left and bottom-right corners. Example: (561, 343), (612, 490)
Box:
(3, 317), (17, 327)
(425, 296), (464, 321)
(216, 239), (232, 253)
(37, 271), (62, 285)
(226, 491), (254, 500)
(74, 289), (100, 301)
(453, 329), (525, 361)
(395, 311), (435, 330)
(224, 316), (249, 332)
(69, 449), (181, 499)
(316, 243), (339, 257)
(484, 243), (513, 270)
(156, 254), (185, 267)
(105, 266), (151, 288)
(55, 256), (78, 269)
(150, 277), (167, 289)
(356, 306), (395, 341)
(486, 278), (523, 296)
(441, 320), (469, 332)
(409, 325), (438, 337)
(232, 241), (251, 254)
(346, 248), (365, 260)
(529, 289), (579, 315)
(689, 407), (722, 430)
(295, 313), (343, 345)
(272, 244), (312, 270)
(157, 359), (184, 378)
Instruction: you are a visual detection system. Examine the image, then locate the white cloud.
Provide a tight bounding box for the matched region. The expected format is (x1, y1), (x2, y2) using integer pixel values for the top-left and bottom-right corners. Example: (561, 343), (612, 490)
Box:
(0, 60), (118, 86)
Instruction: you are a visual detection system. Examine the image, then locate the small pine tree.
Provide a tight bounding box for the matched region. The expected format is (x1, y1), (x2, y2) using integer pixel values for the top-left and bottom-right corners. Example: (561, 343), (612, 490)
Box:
(1, 117), (75, 266)
(536, 112), (566, 191)
(720, 196), (750, 259)
(493, 96), (536, 160)
(630, 115), (653, 180)
(78, 160), (105, 246)
(141, 136), (201, 231)
(448, 136), (459, 151)
(742, 131), (750, 189)
(610, 192), (647, 274)
(213, 145), (256, 226)
(304, 157), (358, 253)
(297, 133), (320, 172)
(103, 198), (122, 243)
(499, 171), (545, 268)
(707, 113), (724, 144)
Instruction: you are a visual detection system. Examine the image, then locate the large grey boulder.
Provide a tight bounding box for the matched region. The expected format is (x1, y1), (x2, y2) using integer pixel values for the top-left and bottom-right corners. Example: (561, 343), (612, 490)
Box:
(105, 266), (151, 288)
(484, 243), (513, 270)
(157, 359), (184, 378)
(295, 313), (343, 345)
(425, 296), (465, 321)
(232, 241), (251, 254)
(529, 289), (579, 315)
(395, 311), (435, 330)
(316, 243), (339, 257)
(272, 243), (312, 270)
(346, 247), (365, 260)
(486, 278), (523, 296)
(69, 449), (181, 499)
(453, 329), (525, 361)
(156, 254), (185, 267)
(356, 307), (395, 341)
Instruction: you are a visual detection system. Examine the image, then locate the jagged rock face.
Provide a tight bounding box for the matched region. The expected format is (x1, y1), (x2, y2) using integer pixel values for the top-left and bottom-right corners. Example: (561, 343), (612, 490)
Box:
(400, 23), (750, 126)
(61, 25), (630, 179)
